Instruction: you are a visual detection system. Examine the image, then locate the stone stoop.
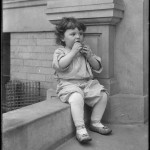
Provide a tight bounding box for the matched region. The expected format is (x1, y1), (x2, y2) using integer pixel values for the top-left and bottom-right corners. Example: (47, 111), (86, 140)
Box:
(2, 89), (148, 150)
(2, 88), (92, 150)
(47, 89), (148, 124)
(3, 98), (75, 150)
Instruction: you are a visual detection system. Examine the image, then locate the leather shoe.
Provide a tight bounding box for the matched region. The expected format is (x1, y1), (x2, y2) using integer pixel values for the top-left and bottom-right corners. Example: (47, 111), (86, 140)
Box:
(76, 126), (92, 143)
(90, 124), (112, 135)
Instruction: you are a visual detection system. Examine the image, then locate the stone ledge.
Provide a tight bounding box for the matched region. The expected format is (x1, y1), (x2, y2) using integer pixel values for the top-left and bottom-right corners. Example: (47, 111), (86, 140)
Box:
(3, 91), (148, 150)
(47, 89), (148, 124)
(3, 99), (75, 150)
(3, 99), (69, 133)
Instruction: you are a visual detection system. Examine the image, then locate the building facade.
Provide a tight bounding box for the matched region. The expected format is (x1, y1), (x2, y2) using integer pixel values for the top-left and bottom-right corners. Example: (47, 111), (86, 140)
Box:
(2, 0), (149, 124)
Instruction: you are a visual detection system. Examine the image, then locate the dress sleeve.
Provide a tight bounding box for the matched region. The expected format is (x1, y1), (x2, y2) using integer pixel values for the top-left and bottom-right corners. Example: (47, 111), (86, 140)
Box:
(91, 54), (103, 74)
(52, 48), (69, 71)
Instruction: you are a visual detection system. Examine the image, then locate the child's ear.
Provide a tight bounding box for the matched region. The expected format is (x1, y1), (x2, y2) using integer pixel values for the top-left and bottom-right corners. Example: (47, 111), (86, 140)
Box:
(60, 35), (65, 42)
(61, 39), (65, 45)
(60, 36), (65, 45)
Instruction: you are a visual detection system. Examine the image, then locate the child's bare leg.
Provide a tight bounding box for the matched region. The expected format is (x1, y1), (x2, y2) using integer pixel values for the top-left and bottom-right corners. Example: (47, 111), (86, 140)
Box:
(68, 92), (92, 142)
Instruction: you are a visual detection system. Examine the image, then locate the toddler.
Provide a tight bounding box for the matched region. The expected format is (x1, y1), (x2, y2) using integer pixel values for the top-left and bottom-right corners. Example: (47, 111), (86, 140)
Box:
(52, 17), (112, 143)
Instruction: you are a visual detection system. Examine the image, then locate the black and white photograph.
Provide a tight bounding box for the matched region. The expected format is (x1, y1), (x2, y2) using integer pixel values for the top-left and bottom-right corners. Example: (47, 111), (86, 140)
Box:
(2, 0), (149, 150)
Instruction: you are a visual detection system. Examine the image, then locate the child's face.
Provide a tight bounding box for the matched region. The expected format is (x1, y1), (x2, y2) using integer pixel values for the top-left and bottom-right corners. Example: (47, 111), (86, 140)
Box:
(62, 28), (84, 49)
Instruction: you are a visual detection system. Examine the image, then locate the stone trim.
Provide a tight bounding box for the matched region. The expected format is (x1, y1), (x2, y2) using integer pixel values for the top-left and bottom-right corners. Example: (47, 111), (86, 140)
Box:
(47, 0), (124, 8)
(46, 0), (125, 25)
(3, 0), (47, 9)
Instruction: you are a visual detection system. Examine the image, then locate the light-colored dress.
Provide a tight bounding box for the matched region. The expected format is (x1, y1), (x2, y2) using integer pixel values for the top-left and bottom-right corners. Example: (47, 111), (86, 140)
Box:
(52, 47), (108, 107)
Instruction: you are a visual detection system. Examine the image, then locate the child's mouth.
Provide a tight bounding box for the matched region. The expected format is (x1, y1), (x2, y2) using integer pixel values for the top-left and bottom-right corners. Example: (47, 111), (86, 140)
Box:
(75, 39), (80, 43)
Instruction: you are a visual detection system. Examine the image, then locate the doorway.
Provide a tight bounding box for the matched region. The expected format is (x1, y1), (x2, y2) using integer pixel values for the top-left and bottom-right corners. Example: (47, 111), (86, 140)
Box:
(1, 33), (10, 112)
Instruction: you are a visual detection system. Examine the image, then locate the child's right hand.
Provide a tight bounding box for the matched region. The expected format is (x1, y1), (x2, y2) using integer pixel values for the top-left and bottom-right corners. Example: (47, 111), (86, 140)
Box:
(71, 41), (83, 54)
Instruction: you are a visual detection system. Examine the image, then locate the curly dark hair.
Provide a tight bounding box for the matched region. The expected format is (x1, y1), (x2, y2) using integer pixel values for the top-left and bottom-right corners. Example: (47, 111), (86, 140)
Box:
(54, 17), (86, 46)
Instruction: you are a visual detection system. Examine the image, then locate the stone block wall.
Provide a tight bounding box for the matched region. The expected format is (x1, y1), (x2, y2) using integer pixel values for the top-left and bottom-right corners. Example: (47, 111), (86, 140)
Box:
(10, 32), (58, 97)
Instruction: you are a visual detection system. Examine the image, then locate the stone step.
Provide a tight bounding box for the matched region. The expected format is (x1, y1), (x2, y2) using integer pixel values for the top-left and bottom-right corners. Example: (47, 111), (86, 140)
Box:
(47, 89), (148, 124)
(3, 98), (75, 150)
(54, 124), (148, 150)
(3, 89), (148, 150)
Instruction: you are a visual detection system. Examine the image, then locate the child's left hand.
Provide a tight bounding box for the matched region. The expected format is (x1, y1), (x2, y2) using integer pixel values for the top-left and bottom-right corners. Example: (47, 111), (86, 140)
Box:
(80, 45), (93, 59)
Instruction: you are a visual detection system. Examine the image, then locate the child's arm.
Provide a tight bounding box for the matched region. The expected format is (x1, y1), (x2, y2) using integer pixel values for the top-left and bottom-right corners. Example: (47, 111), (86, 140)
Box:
(59, 42), (82, 69)
(58, 51), (76, 69)
(81, 45), (101, 71)
(87, 56), (101, 71)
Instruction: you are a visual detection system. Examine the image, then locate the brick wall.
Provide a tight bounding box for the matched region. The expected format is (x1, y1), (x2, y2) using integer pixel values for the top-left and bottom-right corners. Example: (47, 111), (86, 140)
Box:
(10, 32), (59, 97)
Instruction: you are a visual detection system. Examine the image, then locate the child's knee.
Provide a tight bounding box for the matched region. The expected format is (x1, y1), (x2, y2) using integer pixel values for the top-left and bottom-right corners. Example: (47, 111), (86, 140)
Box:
(68, 92), (84, 104)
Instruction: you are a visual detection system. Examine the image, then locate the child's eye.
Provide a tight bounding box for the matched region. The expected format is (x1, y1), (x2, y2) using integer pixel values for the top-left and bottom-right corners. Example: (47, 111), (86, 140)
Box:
(70, 33), (76, 36)
(79, 32), (83, 36)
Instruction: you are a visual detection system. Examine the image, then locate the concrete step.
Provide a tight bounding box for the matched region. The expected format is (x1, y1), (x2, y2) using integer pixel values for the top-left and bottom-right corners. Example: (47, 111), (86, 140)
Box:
(3, 95), (91, 150)
(3, 89), (148, 150)
(3, 98), (75, 150)
(47, 89), (148, 124)
(54, 124), (148, 150)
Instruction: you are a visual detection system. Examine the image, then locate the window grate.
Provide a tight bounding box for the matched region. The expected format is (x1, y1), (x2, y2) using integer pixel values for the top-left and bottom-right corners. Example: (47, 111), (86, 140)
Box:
(2, 80), (42, 112)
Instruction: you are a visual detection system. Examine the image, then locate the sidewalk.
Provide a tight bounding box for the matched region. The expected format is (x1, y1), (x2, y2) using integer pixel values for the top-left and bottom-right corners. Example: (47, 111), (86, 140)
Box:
(54, 124), (148, 150)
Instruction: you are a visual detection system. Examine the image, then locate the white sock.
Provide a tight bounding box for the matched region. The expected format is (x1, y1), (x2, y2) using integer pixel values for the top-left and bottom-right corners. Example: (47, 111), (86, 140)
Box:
(76, 126), (88, 135)
(92, 122), (104, 128)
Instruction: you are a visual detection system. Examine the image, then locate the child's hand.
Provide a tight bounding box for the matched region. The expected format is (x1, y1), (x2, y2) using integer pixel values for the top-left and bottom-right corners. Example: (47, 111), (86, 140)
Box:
(72, 41), (83, 54)
(80, 45), (93, 59)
